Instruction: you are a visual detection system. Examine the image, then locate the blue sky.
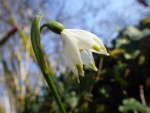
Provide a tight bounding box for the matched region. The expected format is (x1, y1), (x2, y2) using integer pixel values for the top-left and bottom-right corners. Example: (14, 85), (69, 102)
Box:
(37, 0), (150, 47)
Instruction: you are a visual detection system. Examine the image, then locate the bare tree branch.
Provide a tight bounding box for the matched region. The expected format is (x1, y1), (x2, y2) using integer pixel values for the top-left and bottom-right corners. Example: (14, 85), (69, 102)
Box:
(0, 26), (18, 46)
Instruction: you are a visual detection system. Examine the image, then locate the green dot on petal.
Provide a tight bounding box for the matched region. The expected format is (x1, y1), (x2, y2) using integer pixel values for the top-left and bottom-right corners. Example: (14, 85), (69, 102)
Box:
(79, 49), (83, 52)
(76, 64), (83, 74)
(92, 45), (100, 51)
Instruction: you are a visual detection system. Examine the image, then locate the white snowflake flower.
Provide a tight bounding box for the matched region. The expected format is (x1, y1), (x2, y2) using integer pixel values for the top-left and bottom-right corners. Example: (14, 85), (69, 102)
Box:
(61, 29), (109, 82)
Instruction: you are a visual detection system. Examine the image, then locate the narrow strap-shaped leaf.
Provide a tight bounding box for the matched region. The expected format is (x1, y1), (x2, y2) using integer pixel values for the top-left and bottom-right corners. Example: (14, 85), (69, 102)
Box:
(31, 14), (48, 74)
(31, 14), (66, 113)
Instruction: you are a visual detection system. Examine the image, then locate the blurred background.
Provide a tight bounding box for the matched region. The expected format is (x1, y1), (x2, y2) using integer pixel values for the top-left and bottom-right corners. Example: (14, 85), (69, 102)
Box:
(0, 0), (150, 113)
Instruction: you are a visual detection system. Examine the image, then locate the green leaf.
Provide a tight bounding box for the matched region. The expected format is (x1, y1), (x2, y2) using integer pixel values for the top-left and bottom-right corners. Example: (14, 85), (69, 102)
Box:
(119, 98), (150, 113)
(31, 14), (48, 74)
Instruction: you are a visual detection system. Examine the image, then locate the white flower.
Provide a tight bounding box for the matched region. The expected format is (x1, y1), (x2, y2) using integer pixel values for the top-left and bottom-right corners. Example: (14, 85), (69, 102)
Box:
(61, 29), (109, 82)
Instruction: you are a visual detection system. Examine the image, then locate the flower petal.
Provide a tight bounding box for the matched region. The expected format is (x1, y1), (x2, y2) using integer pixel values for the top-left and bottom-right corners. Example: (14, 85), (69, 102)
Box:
(80, 50), (98, 71)
(92, 36), (109, 56)
(66, 29), (109, 55)
(67, 29), (98, 49)
(61, 30), (84, 79)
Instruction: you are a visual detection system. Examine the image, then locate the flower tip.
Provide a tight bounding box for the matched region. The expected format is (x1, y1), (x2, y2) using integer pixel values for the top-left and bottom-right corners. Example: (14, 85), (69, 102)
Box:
(77, 78), (80, 83)
(89, 62), (98, 71)
(94, 68), (98, 71)
(80, 71), (85, 77)
(105, 52), (110, 56)
(76, 64), (84, 76)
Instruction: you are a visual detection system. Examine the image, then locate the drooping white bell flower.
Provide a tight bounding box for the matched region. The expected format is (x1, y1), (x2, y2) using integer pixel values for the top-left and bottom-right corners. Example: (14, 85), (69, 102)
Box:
(61, 29), (109, 82)
(80, 50), (98, 71)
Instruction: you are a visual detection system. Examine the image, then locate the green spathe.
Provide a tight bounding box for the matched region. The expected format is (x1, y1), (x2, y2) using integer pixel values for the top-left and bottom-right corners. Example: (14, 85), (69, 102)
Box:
(41, 21), (65, 34)
(31, 14), (66, 113)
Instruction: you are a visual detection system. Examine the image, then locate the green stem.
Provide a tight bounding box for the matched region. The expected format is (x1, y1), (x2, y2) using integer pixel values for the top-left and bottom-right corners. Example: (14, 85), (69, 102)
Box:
(43, 72), (66, 113)
(31, 14), (66, 113)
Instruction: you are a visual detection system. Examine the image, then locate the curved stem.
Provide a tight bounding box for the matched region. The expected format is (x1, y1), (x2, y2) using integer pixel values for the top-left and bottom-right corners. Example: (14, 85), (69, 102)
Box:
(31, 14), (66, 113)
(43, 72), (66, 113)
